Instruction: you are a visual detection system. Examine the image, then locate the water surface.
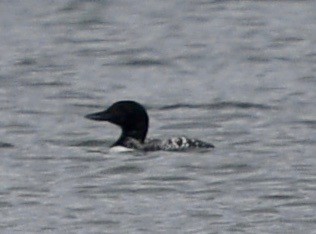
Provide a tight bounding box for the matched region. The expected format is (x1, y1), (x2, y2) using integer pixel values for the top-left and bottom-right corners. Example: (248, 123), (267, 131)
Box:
(0, 0), (315, 233)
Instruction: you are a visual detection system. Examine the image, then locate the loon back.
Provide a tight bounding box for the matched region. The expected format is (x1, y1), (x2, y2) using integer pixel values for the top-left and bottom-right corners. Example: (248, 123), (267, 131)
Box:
(144, 137), (214, 151)
(109, 136), (214, 152)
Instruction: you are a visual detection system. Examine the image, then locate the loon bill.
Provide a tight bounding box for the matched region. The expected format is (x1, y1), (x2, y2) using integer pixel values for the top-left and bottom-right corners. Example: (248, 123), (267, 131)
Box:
(85, 100), (214, 151)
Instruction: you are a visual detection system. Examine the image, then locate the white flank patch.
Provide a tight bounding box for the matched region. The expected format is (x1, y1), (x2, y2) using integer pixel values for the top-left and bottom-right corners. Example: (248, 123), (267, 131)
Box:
(109, 146), (134, 153)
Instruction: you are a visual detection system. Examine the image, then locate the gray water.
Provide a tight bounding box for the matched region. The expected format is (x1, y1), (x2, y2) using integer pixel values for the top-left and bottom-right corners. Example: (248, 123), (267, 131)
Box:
(0, 0), (315, 233)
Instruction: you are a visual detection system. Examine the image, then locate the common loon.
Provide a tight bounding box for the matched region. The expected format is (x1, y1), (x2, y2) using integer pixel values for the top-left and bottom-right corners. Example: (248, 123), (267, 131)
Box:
(85, 100), (214, 152)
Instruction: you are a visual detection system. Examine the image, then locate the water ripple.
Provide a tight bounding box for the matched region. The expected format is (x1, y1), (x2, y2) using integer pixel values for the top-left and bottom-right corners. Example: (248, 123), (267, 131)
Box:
(105, 165), (144, 174)
(159, 102), (276, 110)
(0, 142), (14, 148)
(104, 58), (171, 67)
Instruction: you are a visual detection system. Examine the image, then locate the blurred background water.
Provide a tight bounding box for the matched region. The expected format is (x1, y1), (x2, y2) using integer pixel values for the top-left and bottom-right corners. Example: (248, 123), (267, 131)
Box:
(0, 0), (315, 233)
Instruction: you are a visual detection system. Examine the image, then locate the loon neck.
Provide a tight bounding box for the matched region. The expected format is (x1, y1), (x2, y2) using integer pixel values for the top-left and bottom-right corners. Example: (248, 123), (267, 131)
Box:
(113, 129), (147, 146)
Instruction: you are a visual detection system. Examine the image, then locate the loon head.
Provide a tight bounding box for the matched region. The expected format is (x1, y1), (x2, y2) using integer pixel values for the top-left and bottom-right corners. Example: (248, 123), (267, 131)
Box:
(85, 100), (149, 144)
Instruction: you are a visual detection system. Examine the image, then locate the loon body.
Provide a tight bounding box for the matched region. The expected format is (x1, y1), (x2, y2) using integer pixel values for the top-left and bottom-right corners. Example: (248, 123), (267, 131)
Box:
(85, 100), (214, 152)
